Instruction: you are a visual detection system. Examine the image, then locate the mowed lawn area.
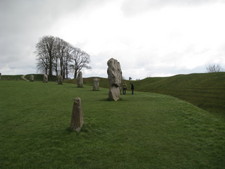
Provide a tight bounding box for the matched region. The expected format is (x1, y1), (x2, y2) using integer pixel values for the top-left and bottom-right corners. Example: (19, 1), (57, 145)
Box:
(0, 80), (225, 169)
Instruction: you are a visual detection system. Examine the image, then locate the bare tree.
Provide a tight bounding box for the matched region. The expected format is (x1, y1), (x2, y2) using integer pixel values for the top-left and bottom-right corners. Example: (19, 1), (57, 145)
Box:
(206, 64), (223, 73)
(54, 37), (71, 79)
(70, 47), (91, 79)
(35, 36), (55, 78)
(36, 35), (91, 79)
(36, 54), (49, 74)
(63, 51), (71, 79)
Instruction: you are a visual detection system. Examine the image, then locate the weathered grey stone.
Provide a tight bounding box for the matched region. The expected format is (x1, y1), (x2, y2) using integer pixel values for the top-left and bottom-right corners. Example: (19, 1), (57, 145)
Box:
(77, 72), (83, 88)
(108, 87), (120, 101)
(107, 58), (122, 87)
(107, 58), (122, 101)
(58, 75), (63, 85)
(43, 74), (48, 83)
(30, 75), (34, 82)
(93, 78), (99, 91)
(70, 97), (83, 132)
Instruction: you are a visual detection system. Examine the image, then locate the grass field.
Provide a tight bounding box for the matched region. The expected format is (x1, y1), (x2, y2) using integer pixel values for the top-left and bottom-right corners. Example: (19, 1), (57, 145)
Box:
(132, 72), (225, 118)
(0, 80), (225, 169)
(66, 72), (225, 118)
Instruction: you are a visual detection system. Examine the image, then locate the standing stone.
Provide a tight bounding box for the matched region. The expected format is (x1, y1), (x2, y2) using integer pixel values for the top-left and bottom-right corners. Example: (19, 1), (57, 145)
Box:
(0, 73), (1, 80)
(93, 78), (100, 91)
(70, 97), (83, 132)
(58, 75), (63, 85)
(107, 58), (122, 101)
(30, 75), (34, 82)
(43, 74), (48, 83)
(77, 72), (83, 88)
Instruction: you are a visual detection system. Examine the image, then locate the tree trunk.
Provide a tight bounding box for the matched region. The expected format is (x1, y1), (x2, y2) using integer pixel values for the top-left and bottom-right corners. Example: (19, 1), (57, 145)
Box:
(66, 66), (68, 79)
(48, 47), (53, 78)
(49, 56), (53, 77)
(55, 58), (58, 76)
(45, 67), (48, 75)
(74, 69), (78, 79)
(60, 58), (63, 78)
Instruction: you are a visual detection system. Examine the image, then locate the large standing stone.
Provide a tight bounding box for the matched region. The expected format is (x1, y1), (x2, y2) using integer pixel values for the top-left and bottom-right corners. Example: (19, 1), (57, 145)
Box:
(58, 75), (63, 85)
(70, 97), (83, 132)
(93, 78), (100, 91)
(43, 74), (48, 83)
(77, 72), (83, 88)
(107, 58), (122, 101)
(108, 87), (120, 100)
(30, 75), (34, 82)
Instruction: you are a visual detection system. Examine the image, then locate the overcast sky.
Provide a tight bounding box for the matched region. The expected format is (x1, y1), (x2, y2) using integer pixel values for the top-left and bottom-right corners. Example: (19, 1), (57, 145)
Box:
(1, 0), (225, 79)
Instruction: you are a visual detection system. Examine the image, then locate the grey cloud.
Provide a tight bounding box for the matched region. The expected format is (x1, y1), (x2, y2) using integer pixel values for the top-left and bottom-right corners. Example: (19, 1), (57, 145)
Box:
(0, 0), (103, 39)
(121, 0), (224, 16)
(0, 0), (106, 74)
(0, 0), (107, 33)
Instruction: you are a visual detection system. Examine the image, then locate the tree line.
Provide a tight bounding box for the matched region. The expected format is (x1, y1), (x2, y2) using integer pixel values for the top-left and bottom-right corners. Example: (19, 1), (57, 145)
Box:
(206, 64), (223, 73)
(35, 35), (91, 79)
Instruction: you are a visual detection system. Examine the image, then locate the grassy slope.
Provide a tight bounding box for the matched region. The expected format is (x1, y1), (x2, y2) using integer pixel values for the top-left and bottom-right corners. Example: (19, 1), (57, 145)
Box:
(132, 72), (225, 117)
(66, 72), (225, 117)
(4, 72), (225, 116)
(1, 75), (23, 80)
(0, 81), (225, 169)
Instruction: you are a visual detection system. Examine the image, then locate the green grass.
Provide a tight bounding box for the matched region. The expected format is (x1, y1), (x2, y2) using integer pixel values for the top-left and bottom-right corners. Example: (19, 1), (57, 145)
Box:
(0, 80), (225, 169)
(65, 72), (225, 118)
(131, 72), (225, 117)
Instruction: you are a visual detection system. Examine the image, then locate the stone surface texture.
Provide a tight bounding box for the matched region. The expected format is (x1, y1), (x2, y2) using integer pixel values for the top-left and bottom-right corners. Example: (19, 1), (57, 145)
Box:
(70, 97), (83, 132)
(93, 78), (100, 91)
(30, 75), (34, 82)
(77, 72), (83, 87)
(58, 75), (63, 85)
(43, 74), (48, 83)
(107, 58), (122, 101)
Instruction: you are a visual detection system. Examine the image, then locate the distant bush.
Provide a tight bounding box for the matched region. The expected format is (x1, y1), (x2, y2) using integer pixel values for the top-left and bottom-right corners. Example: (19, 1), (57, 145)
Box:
(206, 64), (223, 73)
(25, 74), (57, 81)
(1, 75), (23, 80)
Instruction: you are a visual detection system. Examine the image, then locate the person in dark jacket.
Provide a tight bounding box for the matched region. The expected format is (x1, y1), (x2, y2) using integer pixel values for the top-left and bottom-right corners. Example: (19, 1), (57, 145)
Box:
(130, 83), (134, 95)
(122, 82), (127, 95)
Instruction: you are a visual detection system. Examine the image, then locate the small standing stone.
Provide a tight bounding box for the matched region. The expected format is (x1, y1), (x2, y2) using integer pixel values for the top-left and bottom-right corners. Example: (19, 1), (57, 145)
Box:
(70, 97), (83, 132)
(77, 72), (83, 88)
(30, 75), (34, 82)
(43, 74), (48, 83)
(58, 75), (63, 85)
(93, 78), (100, 91)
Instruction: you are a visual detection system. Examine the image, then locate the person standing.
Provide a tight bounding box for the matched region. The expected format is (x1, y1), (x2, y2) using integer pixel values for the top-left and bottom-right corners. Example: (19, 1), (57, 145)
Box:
(131, 83), (134, 95)
(122, 82), (127, 95)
